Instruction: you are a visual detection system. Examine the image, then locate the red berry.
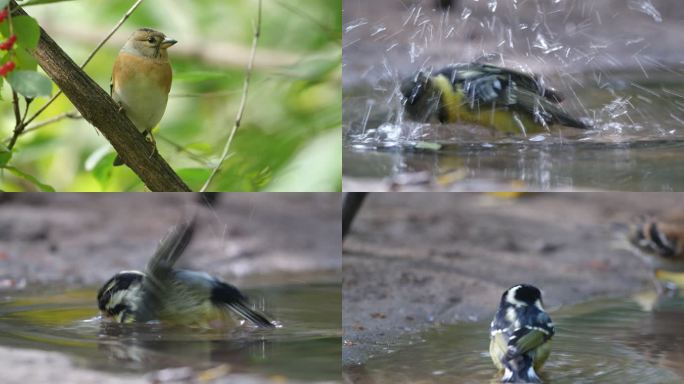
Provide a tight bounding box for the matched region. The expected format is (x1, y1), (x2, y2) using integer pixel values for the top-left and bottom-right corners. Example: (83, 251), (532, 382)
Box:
(0, 61), (15, 77)
(0, 35), (16, 51)
(0, 8), (8, 23)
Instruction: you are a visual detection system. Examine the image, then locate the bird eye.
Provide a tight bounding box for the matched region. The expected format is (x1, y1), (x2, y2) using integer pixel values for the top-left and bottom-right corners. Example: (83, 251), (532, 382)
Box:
(148, 37), (156, 43)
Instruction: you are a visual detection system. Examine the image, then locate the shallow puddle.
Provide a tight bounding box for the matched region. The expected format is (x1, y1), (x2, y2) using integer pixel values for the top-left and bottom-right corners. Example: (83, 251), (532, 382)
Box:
(0, 283), (341, 382)
(346, 294), (684, 383)
(344, 68), (684, 191)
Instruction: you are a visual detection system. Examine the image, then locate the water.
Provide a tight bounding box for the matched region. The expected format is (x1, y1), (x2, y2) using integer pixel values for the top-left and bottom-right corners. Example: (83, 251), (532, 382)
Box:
(0, 283), (341, 383)
(343, 68), (684, 191)
(345, 294), (684, 383)
(342, 0), (684, 191)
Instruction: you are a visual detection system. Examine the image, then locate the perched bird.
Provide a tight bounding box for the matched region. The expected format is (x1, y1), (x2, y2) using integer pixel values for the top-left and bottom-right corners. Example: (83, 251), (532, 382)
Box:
(97, 220), (275, 328)
(490, 284), (555, 383)
(111, 28), (177, 166)
(400, 63), (590, 134)
(624, 215), (684, 290)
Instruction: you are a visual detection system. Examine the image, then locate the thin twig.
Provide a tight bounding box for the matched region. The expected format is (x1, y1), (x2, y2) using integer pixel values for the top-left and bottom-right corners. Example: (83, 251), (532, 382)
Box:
(8, 91), (23, 149)
(19, 111), (83, 136)
(157, 134), (212, 167)
(21, 0), (145, 128)
(200, 0), (262, 192)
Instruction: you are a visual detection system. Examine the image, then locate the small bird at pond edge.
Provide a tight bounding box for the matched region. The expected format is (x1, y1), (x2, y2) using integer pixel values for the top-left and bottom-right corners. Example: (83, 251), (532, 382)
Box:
(622, 214), (684, 292)
(490, 284), (555, 383)
(111, 28), (177, 166)
(97, 220), (275, 328)
(401, 63), (590, 135)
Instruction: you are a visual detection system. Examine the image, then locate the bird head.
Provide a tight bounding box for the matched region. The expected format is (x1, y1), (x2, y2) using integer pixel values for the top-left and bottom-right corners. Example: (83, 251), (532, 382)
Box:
(125, 28), (177, 59)
(97, 271), (144, 322)
(501, 284), (544, 309)
(400, 71), (442, 123)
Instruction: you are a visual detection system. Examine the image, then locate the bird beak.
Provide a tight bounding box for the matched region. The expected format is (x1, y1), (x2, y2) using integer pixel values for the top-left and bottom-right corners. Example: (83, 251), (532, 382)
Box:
(161, 37), (177, 49)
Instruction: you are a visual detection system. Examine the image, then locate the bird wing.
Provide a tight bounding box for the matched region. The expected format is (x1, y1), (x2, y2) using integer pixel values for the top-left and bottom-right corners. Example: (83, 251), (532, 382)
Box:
(146, 219), (196, 281)
(507, 311), (554, 357)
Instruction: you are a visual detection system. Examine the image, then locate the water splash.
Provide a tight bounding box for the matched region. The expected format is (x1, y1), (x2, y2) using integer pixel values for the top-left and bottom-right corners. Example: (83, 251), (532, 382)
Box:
(627, 0), (663, 23)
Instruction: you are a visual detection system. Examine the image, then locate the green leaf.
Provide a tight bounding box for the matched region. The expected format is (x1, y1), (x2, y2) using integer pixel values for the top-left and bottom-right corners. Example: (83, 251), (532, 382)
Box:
(265, 127), (341, 191)
(9, 16), (40, 49)
(176, 168), (211, 190)
(6, 70), (52, 98)
(84, 145), (115, 189)
(14, 48), (38, 71)
(18, 0), (75, 6)
(0, 144), (11, 167)
(5, 166), (55, 191)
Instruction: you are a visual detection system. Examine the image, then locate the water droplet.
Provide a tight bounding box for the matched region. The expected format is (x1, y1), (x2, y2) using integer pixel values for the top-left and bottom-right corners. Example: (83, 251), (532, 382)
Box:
(627, 0), (662, 23)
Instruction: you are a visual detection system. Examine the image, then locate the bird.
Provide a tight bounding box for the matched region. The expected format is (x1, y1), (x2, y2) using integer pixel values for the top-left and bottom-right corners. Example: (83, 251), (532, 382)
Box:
(490, 284), (555, 383)
(400, 63), (590, 134)
(97, 220), (275, 328)
(623, 215), (684, 291)
(111, 28), (177, 166)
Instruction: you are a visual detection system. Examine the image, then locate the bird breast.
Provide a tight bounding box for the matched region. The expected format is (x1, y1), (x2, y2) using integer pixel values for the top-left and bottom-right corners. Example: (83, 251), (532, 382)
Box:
(112, 52), (172, 133)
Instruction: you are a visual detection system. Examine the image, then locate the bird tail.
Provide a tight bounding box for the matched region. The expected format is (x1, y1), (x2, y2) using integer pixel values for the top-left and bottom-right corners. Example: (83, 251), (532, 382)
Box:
(514, 90), (591, 129)
(502, 355), (541, 383)
(226, 301), (275, 328)
(212, 282), (275, 328)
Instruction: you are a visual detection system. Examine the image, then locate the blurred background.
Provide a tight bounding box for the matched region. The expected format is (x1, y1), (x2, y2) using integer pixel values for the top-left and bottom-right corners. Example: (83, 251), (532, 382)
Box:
(343, 193), (684, 382)
(0, 193), (341, 384)
(343, 0), (684, 191)
(1, 0), (341, 192)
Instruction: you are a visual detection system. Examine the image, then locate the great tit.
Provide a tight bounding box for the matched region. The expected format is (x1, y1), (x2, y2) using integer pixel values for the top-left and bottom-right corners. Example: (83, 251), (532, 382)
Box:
(97, 220), (275, 328)
(400, 63), (590, 134)
(490, 284), (554, 383)
(624, 215), (684, 290)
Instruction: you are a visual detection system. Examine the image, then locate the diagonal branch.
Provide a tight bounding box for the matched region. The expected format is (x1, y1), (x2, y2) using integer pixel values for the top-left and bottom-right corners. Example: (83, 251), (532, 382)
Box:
(200, 0), (262, 192)
(10, 1), (191, 191)
(21, 0), (145, 128)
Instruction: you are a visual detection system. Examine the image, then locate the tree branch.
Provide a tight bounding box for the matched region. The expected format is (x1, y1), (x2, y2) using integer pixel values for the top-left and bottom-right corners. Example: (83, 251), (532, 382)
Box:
(10, 1), (191, 192)
(21, 0), (145, 128)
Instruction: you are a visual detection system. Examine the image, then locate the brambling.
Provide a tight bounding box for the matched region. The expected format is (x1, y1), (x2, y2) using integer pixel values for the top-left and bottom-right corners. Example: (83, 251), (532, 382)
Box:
(623, 215), (684, 291)
(490, 284), (554, 383)
(111, 28), (177, 166)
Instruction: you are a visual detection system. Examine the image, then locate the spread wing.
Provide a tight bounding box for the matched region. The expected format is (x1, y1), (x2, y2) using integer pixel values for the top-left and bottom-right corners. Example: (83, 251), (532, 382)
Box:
(146, 219), (196, 280)
(140, 219), (196, 316)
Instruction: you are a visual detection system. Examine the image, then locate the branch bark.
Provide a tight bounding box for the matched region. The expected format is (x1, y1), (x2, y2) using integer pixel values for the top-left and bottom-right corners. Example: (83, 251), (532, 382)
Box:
(10, 1), (191, 192)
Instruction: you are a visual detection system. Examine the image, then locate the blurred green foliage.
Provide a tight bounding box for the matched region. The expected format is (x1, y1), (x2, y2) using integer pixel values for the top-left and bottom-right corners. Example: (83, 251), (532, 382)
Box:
(0, 0), (341, 191)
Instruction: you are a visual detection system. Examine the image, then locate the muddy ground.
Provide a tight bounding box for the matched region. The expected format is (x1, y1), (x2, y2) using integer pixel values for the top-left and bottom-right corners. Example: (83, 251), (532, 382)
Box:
(0, 193), (341, 289)
(342, 193), (683, 367)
